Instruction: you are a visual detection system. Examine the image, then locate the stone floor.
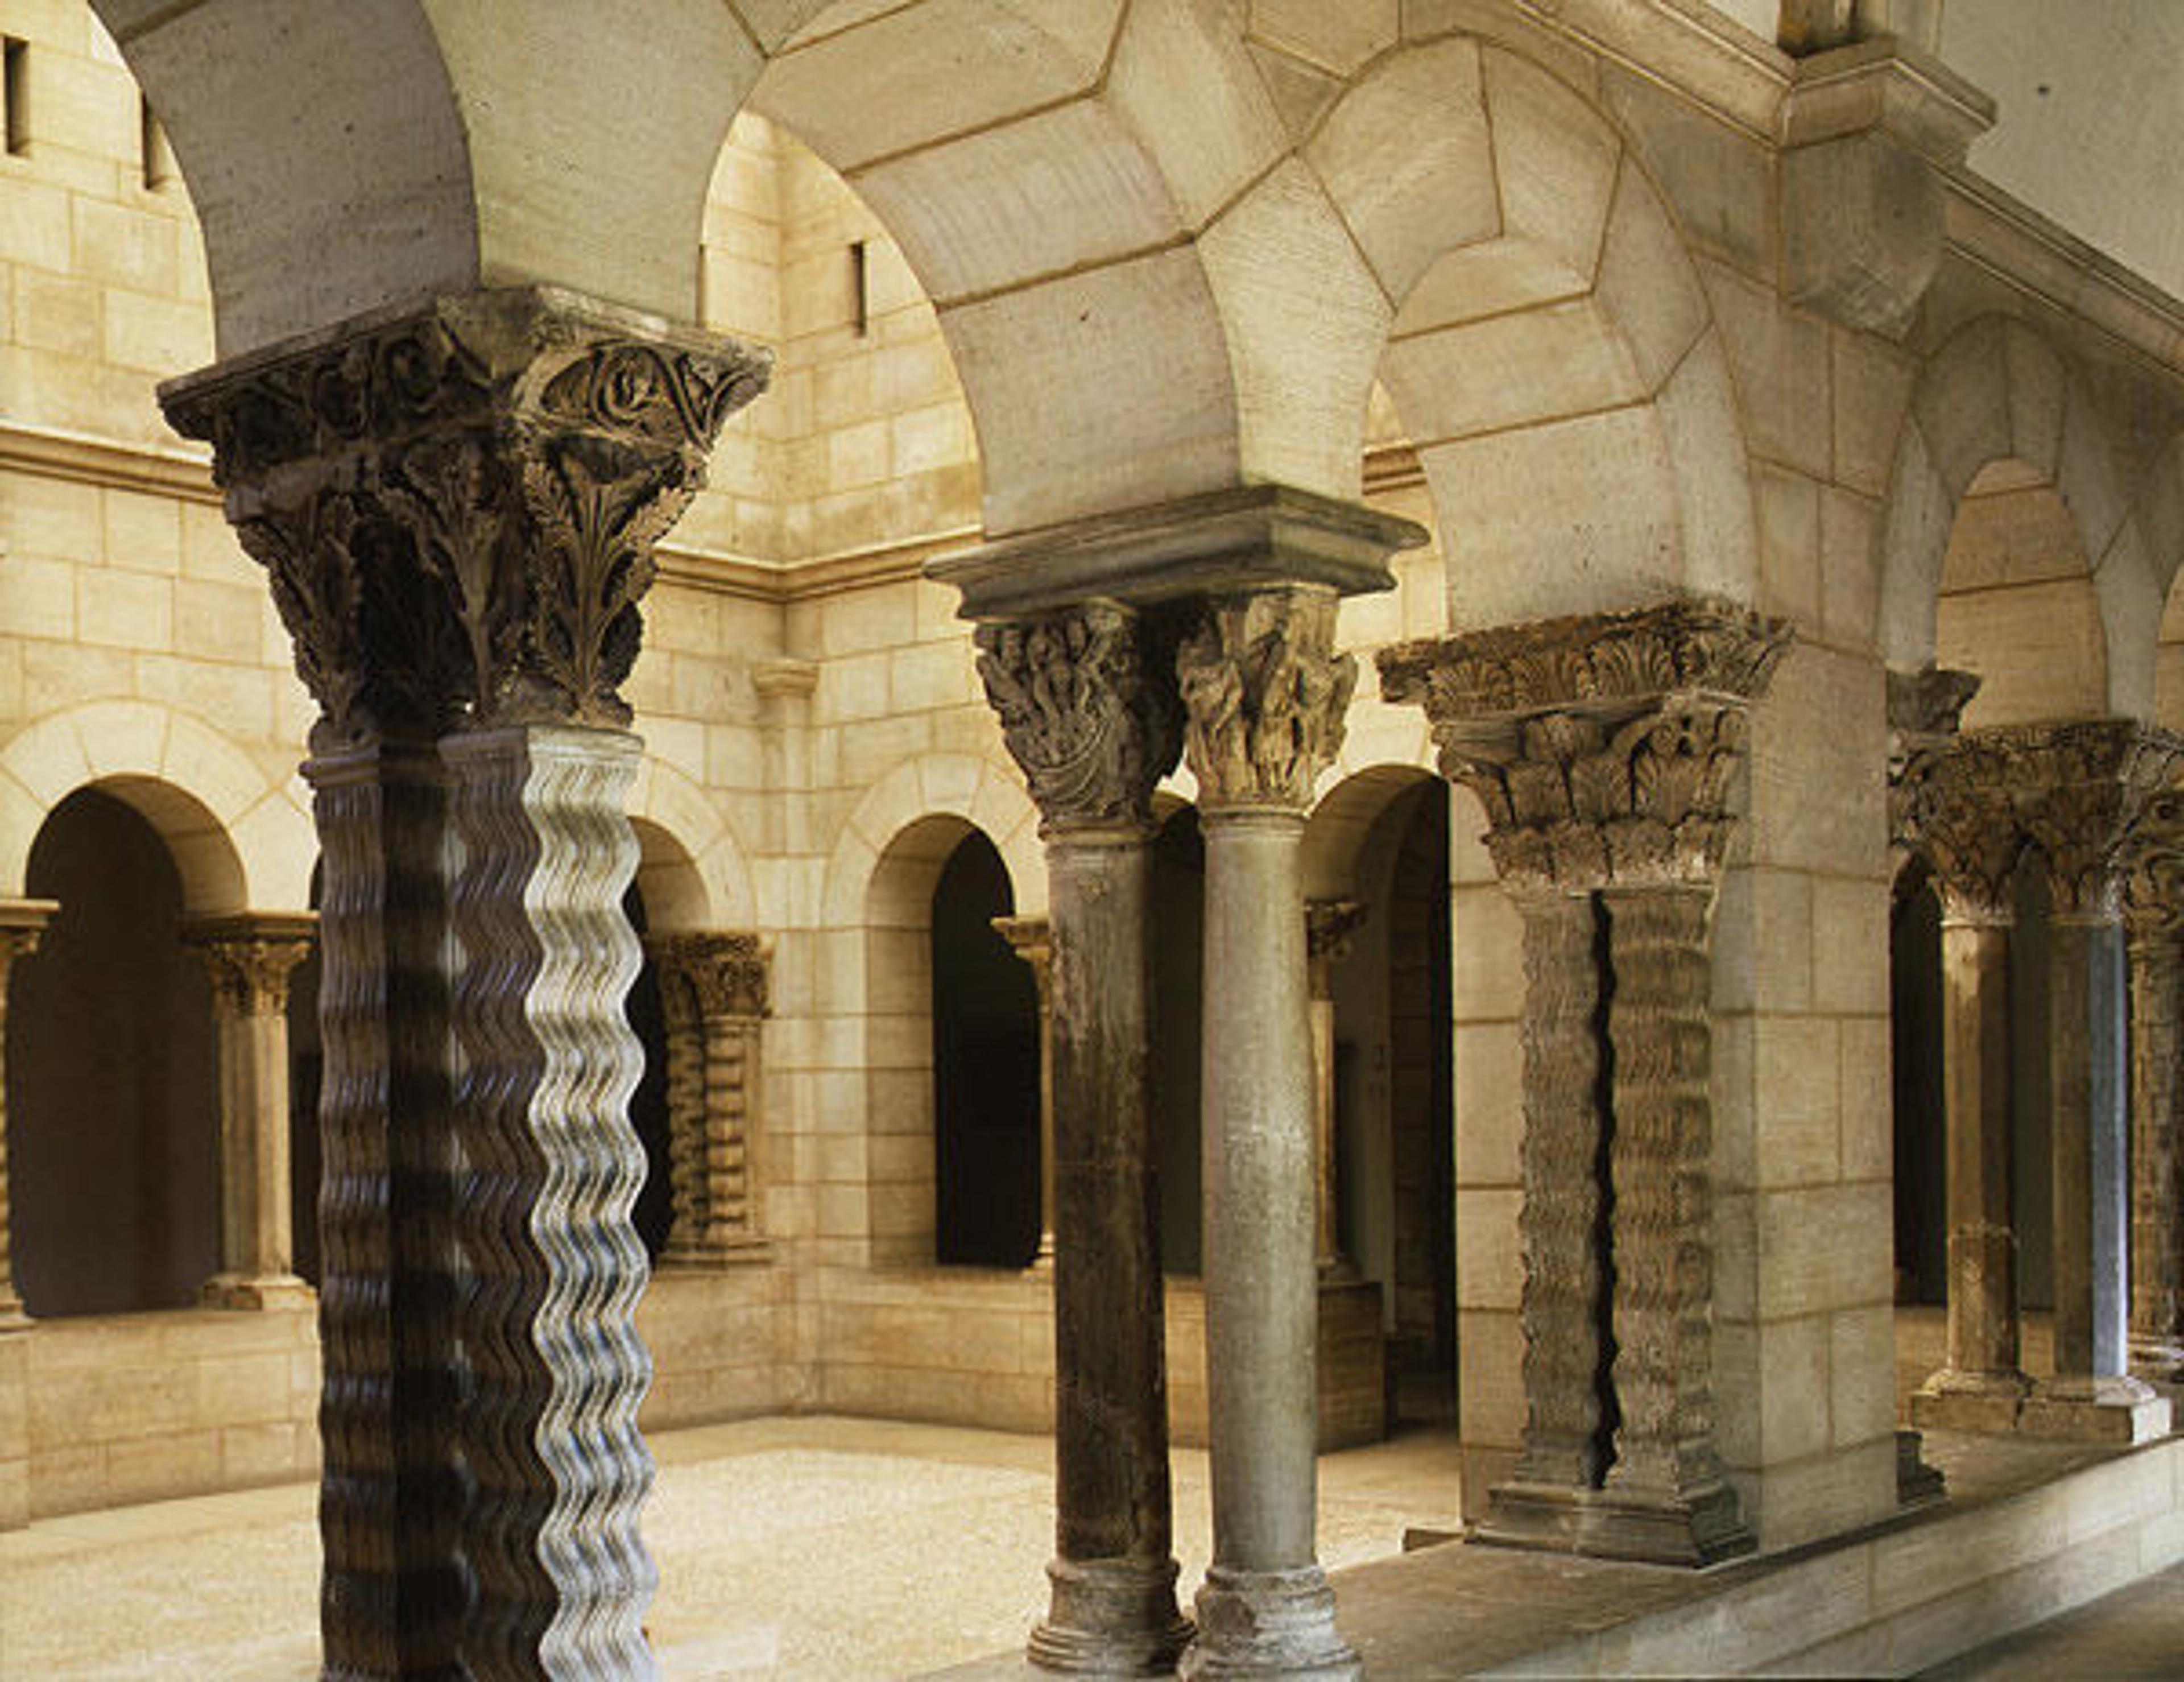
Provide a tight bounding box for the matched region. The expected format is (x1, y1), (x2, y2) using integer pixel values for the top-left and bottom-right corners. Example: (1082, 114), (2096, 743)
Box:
(2, 1309), (2174, 1680)
(0, 1414), (1464, 1681)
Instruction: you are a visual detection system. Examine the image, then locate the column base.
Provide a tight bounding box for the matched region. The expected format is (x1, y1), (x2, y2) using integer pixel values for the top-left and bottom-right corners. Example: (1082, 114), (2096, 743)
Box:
(1475, 1478), (1754, 1568)
(657, 1238), (773, 1271)
(1178, 1564), (1358, 1681)
(1029, 1556), (1192, 1675)
(2129, 1336), (2184, 1385)
(1896, 1429), (1946, 1509)
(200, 1272), (315, 1311)
(1910, 1367), (2033, 1435)
(2020, 1375), (2171, 1444)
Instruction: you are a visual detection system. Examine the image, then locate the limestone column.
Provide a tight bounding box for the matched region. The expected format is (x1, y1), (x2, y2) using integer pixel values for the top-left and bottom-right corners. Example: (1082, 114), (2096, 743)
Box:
(1381, 600), (1788, 1566)
(2124, 794), (2184, 1379)
(185, 914), (317, 1310)
(2013, 722), (2181, 1441)
(0, 900), (55, 1330)
(165, 287), (768, 1678)
(975, 602), (1190, 1674)
(1304, 902), (1363, 1275)
(1912, 737), (2032, 1424)
(1178, 586), (1361, 1679)
(994, 915), (1058, 1271)
(649, 932), (771, 1267)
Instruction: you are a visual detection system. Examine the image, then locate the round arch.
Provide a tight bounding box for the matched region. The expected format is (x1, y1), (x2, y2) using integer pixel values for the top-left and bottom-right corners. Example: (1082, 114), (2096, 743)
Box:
(820, 754), (1043, 935)
(1298, 32), (1756, 626)
(626, 755), (754, 931)
(1879, 316), (2165, 718)
(0, 702), (304, 913)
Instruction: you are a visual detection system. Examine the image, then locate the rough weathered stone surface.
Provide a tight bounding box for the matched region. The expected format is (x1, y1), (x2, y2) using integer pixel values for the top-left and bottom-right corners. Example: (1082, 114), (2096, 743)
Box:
(160, 287), (768, 1679)
(1886, 664), (1979, 867)
(1379, 598), (1784, 1567)
(975, 601), (1190, 1675)
(2125, 793), (2184, 1378)
(647, 931), (771, 1267)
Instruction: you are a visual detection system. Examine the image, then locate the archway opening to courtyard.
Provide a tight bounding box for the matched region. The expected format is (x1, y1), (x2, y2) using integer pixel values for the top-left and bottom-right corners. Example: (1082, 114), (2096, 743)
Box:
(930, 827), (1040, 1270)
(11, 785), (221, 1316)
(624, 878), (677, 1265)
(287, 861), (322, 1287)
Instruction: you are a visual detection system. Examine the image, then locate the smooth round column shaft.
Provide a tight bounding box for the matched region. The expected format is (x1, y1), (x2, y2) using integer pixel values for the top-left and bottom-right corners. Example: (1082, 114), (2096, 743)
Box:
(1185, 808), (1356, 1681)
(2048, 915), (2131, 1382)
(1033, 828), (1188, 1673)
(1938, 910), (2024, 1386)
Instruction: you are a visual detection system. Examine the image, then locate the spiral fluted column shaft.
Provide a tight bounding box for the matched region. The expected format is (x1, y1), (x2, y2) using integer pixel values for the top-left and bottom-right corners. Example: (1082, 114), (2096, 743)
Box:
(445, 725), (657, 1681)
(2129, 933), (2184, 1371)
(308, 741), (467, 1680)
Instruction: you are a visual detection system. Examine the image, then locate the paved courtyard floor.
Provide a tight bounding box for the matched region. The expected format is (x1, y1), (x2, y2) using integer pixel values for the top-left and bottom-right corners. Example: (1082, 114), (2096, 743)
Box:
(0, 1415), (1465, 1680)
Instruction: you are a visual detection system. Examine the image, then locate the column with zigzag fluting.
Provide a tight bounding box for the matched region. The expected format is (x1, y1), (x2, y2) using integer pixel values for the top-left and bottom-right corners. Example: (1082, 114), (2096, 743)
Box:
(1381, 598), (1788, 1567)
(165, 287), (768, 1679)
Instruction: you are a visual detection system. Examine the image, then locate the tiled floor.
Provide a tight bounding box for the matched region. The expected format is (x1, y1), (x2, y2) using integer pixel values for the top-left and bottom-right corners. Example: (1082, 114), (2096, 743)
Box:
(0, 1415), (1465, 1681)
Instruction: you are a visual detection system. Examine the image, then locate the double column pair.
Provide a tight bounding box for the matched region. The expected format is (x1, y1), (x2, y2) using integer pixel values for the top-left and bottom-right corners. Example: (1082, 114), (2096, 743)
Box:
(163, 287), (770, 1676)
(945, 487), (1419, 1678)
(1379, 600), (1789, 1567)
(1913, 721), (2182, 1440)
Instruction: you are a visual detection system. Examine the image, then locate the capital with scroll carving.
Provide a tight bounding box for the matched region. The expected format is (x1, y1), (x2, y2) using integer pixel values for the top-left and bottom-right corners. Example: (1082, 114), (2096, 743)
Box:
(2124, 790), (2184, 943)
(1994, 721), (2184, 920)
(161, 288), (771, 748)
(1888, 665), (1982, 867)
(975, 601), (1181, 834)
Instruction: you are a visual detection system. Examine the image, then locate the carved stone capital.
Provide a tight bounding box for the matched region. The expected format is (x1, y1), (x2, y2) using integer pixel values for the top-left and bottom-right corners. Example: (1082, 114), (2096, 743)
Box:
(0, 900), (55, 973)
(1305, 900), (1365, 1001)
(2003, 721), (2183, 920)
(647, 930), (769, 1020)
(1177, 587), (1354, 815)
(975, 603), (1181, 833)
(161, 287), (770, 747)
(183, 912), (317, 1018)
(991, 915), (1053, 1009)
(1378, 600), (1791, 891)
(2123, 790), (2184, 942)
(1888, 665), (1981, 865)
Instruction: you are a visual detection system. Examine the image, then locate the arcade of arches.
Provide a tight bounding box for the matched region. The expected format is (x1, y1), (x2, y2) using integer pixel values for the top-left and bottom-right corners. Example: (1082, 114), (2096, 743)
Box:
(4, 1), (2184, 1676)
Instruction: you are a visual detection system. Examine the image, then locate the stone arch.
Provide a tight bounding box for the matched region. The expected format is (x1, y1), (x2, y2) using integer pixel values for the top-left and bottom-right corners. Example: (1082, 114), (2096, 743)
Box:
(855, 807), (1039, 1268)
(1302, 761), (1442, 902)
(1880, 316), (2164, 717)
(820, 754), (1043, 934)
(104, 0), (1281, 536)
(627, 755), (753, 930)
(1299, 32), (1757, 625)
(0, 702), (305, 913)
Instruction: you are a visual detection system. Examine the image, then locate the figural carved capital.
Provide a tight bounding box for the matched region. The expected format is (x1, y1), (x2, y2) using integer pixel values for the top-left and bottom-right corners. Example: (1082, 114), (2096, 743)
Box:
(1950, 720), (2184, 921)
(647, 931), (770, 1020)
(975, 603), (1181, 833)
(183, 914), (317, 1018)
(1888, 665), (1981, 865)
(161, 287), (770, 749)
(1378, 599), (1791, 892)
(1177, 587), (1354, 815)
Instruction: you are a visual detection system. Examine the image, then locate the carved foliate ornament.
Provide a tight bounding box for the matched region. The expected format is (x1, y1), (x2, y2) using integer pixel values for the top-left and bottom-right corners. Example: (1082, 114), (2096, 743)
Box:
(2123, 791), (2184, 940)
(1177, 588), (1355, 813)
(1379, 600), (1790, 892)
(1887, 666), (1980, 863)
(975, 604), (1181, 831)
(649, 931), (770, 1019)
(187, 931), (316, 1018)
(163, 290), (771, 747)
